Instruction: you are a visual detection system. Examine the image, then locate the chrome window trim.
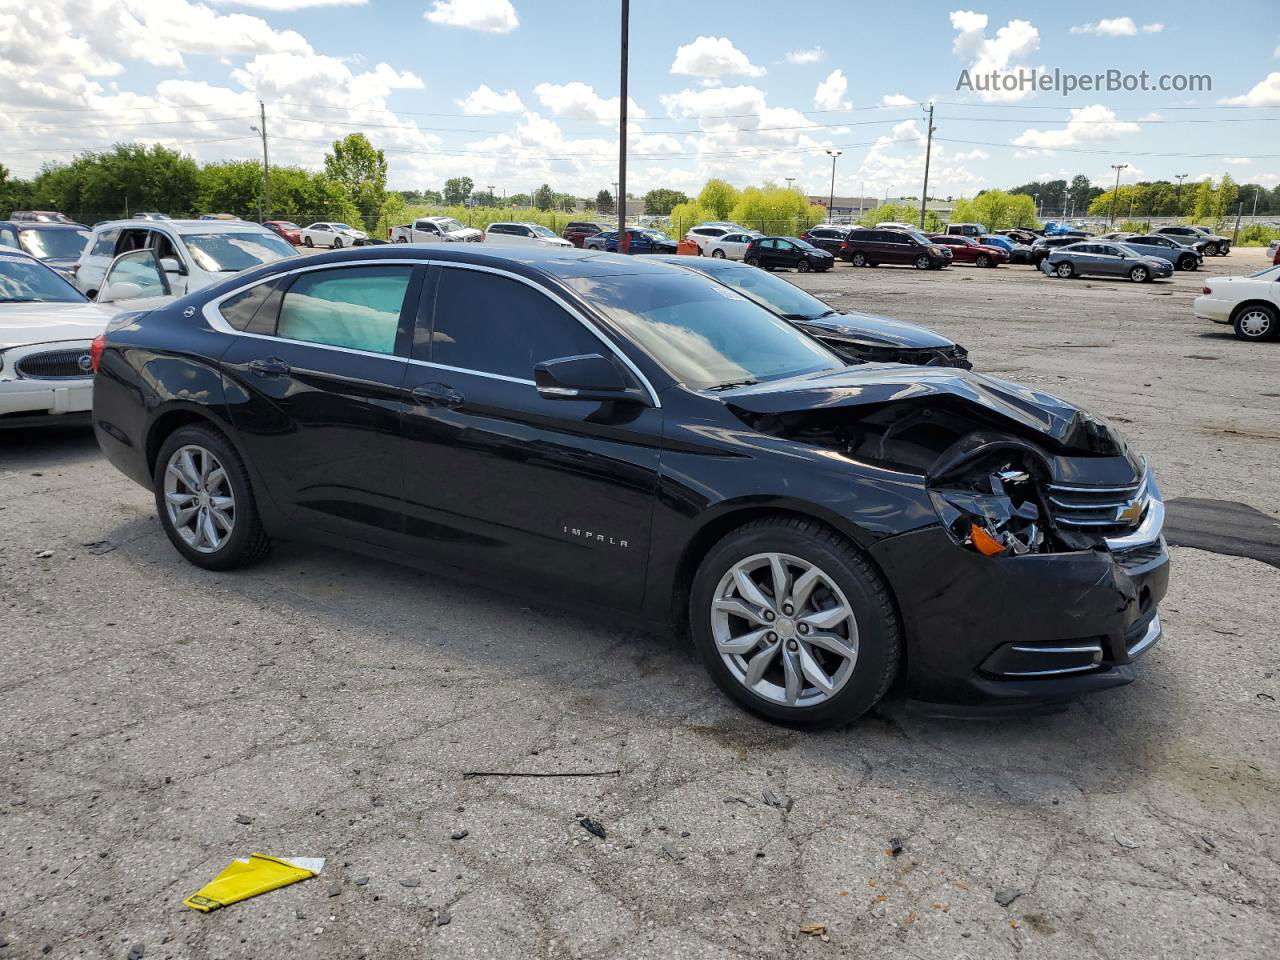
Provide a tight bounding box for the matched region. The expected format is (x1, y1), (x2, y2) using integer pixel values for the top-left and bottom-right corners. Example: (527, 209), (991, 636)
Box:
(200, 256), (661, 407)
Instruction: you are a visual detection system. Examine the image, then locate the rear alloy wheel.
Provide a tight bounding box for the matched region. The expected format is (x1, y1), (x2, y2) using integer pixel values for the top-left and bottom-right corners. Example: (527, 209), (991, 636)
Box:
(745, 256), (761, 267)
(1055, 261), (1074, 279)
(975, 253), (991, 268)
(711, 248), (726, 259)
(1204, 242), (1220, 256)
(1178, 255), (1197, 271)
(1128, 265), (1149, 283)
(851, 252), (868, 267)
(797, 259), (812, 273)
(913, 254), (931, 270)
(1233, 304), (1279, 342)
(690, 517), (900, 727)
(154, 425), (270, 570)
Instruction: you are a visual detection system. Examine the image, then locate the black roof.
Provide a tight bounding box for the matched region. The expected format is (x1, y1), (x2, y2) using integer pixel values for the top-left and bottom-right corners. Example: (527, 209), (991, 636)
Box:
(291, 243), (683, 280)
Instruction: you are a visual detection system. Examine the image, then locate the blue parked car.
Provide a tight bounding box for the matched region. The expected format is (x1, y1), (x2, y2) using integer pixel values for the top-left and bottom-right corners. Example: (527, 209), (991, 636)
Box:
(603, 228), (678, 255)
(976, 234), (1033, 264)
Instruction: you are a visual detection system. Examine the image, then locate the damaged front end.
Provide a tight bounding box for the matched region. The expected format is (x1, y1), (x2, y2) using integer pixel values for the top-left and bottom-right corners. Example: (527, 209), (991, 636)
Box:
(722, 367), (1170, 708)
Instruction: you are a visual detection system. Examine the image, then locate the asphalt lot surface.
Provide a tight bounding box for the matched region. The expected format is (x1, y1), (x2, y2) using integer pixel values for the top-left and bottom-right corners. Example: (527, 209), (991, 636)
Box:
(2, 248), (1277, 959)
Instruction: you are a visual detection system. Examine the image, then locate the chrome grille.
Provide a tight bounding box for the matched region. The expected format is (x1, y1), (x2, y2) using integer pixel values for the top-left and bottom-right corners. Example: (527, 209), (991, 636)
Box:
(15, 348), (92, 380)
(1047, 475), (1147, 536)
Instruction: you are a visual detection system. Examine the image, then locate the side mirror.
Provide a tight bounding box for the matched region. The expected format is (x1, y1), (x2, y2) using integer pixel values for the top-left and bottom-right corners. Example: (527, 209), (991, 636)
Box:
(534, 353), (647, 405)
(159, 257), (184, 274)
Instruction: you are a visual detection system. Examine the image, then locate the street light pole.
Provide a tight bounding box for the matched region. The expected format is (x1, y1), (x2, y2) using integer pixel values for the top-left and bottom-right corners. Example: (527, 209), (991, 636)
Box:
(825, 149), (841, 215)
(617, 0), (629, 254)
(918, 100), (935, 230)
(784, 177), (795, 191)
(1174, 173), (1188, 216)
(1109, 163), (1127, 226)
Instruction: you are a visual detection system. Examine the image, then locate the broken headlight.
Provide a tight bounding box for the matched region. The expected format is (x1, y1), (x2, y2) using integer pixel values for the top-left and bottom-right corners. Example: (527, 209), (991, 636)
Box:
(929, 464), (1045, 557)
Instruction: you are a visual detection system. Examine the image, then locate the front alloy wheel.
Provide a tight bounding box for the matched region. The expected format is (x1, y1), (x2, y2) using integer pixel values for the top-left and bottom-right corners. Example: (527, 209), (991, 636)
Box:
(1204, 242), (1219, 256)
(1129, 265), (1148, 283)
(1055, 261), (1074, 278)
(332, 237), (343, 249)
(797, 259), (812, 273)
(913, 254), (930, 270)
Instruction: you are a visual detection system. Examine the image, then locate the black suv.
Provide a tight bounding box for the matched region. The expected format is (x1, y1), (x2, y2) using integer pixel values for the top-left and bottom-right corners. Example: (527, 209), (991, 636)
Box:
(1029, 235), (1081, 267)
(800, 225), (851, 254)
(92, 246), (1169, 725)
(743, 236), (833, 272)
(839, 229), (952, 269)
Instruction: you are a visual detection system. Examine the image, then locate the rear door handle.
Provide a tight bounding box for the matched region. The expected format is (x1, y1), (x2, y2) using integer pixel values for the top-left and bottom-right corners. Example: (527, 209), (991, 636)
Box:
(411, 382), (464, 408)
(248, 357), (291, 377)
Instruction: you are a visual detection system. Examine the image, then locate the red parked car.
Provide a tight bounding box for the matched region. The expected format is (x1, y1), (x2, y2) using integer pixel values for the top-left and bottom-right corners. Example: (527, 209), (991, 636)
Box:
(562, 221), (609, 248)
(263, 220), (302, 245)
(928, 234), (1008, 267)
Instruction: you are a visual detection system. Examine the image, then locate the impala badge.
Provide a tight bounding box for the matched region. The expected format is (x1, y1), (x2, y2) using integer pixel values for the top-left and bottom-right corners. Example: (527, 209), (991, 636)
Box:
(561, 524), (628, 549)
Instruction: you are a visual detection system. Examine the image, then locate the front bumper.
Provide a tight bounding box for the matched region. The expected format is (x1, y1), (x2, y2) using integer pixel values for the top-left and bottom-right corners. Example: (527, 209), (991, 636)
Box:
(869, 504), (1169, 707)
(1, 341), (95, 426)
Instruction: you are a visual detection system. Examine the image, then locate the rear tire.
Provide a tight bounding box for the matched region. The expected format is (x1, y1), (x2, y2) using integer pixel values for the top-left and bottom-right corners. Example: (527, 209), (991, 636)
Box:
(689, 517), (900, 728)
(851, 252), (868, 267)
(745, 256), (760, 267)
(712, 248), (726, 259)
(153, 424), (271, 571)
(1233, 304), (1279, 342)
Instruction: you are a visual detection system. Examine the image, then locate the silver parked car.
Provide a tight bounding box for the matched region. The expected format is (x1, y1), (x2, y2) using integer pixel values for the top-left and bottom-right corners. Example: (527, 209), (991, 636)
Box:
(1040, 241), (1174, 283)
(1109, 234), (1204, 271)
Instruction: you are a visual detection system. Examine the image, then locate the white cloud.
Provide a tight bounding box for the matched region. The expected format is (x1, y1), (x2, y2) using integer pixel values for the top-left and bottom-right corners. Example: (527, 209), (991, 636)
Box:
(670, 36), (765, 78)
(424, 0), (517, 33)
(953, 148), (990, 161)
(1274, 44), (1280, 58)
(1142, 23), (1164, 33)
(1220, 72), (1280, 107)
(212, 0), (366, 9)
(1011, 104), (1140, 148)
(1070, 18), (1163, 36)
(784, 47), (825, 65)
(456, 84), (523, 115)
(1223, 157), (1252, 165)
(881, 93), (916, 107)
(948, 10), (1041, 101)
(533, 81), (643, 125)
(814, 69), (851, 111)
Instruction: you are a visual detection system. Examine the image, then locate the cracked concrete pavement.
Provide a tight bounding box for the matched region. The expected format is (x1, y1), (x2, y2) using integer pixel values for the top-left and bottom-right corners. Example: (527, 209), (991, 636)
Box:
(1, 249), (1277, 959)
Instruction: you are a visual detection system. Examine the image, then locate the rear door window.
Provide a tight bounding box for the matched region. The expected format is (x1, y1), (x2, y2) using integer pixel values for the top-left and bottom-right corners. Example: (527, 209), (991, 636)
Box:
(276, 266), (413, 355)
(220, 278), (287, 334)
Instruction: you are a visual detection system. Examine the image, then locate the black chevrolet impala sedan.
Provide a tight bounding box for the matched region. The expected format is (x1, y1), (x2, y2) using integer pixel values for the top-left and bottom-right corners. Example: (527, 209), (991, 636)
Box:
(92, 246), (1169, 725)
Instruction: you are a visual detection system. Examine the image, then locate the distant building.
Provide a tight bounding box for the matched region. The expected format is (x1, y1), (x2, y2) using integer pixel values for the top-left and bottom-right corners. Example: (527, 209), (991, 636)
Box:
(808, 195), (879, 218)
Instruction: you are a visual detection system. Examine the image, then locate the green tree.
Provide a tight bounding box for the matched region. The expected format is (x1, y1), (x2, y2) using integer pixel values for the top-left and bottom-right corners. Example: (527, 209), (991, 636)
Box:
(728, 185), (822, 234)
(533, 183), (555, 211)
(197, 160), (266, 217)
(25, 143), (200, 220)
(507, 192), (531, 208)
(697, 179), (738, 220)
(267, 166), (362, 225)
(1066, 174), (1099, 214)
(442, 177), (473, 206)
(1214, 173), (1239, 223)
(1191, 178), (1216, 222)
(669, 201), (711, 239)
(1009, 178), (1066, 214)
(857, 202), (943, 232)
(323, 134), (387, 229)
(595, 189), (614, 215)
(949, 190), (1039, 229)
(643, 188), (689, 216)
(471, 189), (498, 207)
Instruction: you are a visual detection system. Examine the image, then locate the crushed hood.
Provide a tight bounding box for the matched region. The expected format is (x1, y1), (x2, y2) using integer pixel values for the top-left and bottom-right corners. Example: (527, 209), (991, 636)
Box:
(721, 365), (1129, 456)
(799, 311), (955, 349)
(0, 301), (111, 350)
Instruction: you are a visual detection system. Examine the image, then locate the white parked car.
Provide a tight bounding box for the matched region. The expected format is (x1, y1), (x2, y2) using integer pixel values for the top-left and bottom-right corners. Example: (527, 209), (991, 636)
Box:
(74, 219), (297, 300)
(685, 222), (749, 254)
(0, 251), (169, 428)
(389, 216), (483, 244)
(1194, 263), (1280, 341)
(483, 222), (572, 247)
(300, 222), (368, 249)
(704, 230), (762, 260)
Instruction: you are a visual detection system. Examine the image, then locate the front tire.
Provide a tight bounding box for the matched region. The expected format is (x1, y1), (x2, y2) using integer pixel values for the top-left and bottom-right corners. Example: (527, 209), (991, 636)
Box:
(797, 259), (811, 273)
(1204, 242), (1219, 256)
(332, 237), (343, 249)
(1129, 265), (1149, 283)
(153, 424), (271, 571)
(689, 517), (900, 728)
(1055, 261), (1074, 279)
(303, 236), (313, 248)
(975, 253), (991, 268)
(1233, 304), (1279, 341)
(1178, 255), (1197, 271)
(913, 254), (930, 270)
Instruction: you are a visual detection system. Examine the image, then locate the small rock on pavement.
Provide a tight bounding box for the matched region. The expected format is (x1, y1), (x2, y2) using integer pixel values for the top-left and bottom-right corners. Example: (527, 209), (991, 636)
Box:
(35, 550), (53, 559)
(436, 909), (452, 926)
(888, 837), (904, 857)
(399, 879), (421, 888)
(328, 884), (341, 897)
(994, 888), (1023, 907)
(127, 944), (146, 960)
(354, 876), (370, 886)
(579, 817), (606, 840)
(450, 829), (468, 840)
(234, 814), (253, 825)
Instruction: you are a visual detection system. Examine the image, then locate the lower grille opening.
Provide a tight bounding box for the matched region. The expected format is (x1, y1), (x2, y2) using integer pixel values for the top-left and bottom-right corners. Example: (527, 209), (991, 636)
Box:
(979, 639), (1104, 678)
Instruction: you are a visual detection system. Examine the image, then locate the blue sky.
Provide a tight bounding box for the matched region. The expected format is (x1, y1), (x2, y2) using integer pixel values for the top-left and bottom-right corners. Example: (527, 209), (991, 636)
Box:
(2, 1), (1278, 198)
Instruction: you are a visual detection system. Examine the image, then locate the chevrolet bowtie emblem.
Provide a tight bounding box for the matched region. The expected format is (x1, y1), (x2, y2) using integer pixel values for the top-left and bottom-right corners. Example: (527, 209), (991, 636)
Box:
(1116, 498), (1146, 525)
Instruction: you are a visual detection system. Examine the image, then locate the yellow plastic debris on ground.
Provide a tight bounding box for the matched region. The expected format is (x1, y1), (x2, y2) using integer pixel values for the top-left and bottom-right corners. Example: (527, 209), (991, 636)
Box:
(183, 854), (325, 912)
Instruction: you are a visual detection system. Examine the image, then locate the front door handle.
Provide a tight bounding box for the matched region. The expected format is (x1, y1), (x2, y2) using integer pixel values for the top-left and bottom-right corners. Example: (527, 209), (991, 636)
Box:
(411, 382), (464, 408)
(248, 357), (291, 377)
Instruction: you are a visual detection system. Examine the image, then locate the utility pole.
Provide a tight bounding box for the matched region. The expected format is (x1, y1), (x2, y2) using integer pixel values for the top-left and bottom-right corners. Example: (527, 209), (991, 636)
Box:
(617, 0), (629, 254)
(250, 102), (270, 222)
(825, 148), (841, 214)
(918, 101), (935, 230)
(784, 177), (795, 191)
(1109, 163), (1127, 226)
(1174, 173), (1188, 217)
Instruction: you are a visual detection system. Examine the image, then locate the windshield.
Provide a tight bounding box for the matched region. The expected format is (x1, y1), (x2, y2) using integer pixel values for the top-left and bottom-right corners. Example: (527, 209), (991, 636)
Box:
(183, 232), (296, 273)
(692, 263), (833, 321)
(644, 230), (672, 241)
(437, 218), (466, 233)
(907, 231), (931, 245)
(566, 273), (841, 389)
(18, 228), (90, 260)
(276, 221), (300, 230)
(529, 224), (558, 238)
(0, 254), (87, 303)
(332, 223), (354, 231)
(787, 237), (819, 251)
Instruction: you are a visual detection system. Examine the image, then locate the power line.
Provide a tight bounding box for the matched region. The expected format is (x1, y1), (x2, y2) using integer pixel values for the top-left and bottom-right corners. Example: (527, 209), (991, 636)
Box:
(934, 136), (1280, 159)
(14, 114), (259, 131)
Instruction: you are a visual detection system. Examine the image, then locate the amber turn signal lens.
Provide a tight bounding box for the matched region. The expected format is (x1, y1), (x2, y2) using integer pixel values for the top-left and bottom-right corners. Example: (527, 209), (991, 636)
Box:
(969, 523), (1007, 557)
